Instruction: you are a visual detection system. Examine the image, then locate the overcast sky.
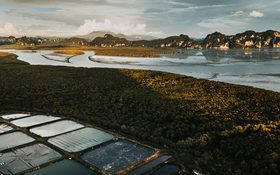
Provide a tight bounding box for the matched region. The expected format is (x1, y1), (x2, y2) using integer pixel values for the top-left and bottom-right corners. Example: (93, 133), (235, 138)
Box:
(0, 0), (279, 38)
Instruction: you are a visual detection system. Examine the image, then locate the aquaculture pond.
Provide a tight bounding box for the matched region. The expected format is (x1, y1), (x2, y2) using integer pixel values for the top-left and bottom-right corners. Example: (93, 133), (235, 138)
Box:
(11, 115), (61, 127)
(1, 113), (30, 120)
(81, 140), (156, 174)
(0, 123), (13, 134)
(0, 144), (61, 175)
(30, 120), (84, 137)
(0, 113), (178, 175)
(152, 164), (180, 175)
(25, 160), (97, 175)
(48, 127), (114, 152)
(127, 155), (171, 175)
(0, 131), (35, 151)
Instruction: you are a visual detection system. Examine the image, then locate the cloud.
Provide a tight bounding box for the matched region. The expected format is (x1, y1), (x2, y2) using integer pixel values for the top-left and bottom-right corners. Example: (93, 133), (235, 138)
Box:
(167, 0), (192, 8)
(198, 18), (245, 29)
(0, 19), (163, 37)
(148, 4), (225, 14)
(6, 8), (90, 26)
(0, 23), (59, 36)
(0, 0), (278, 38)
(249, 10), (264, 18)
(76, 19), (163, 36)
(197, 18), (246, 34)
(167, 4), (225, 13)
(0, 23), (19, 36)
(1, 0), (136, 8)
(231, 10), (243, 17)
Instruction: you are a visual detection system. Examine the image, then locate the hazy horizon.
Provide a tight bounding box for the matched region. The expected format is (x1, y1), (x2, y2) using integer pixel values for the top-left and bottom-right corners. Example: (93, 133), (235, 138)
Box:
(0, 0), (279, 38)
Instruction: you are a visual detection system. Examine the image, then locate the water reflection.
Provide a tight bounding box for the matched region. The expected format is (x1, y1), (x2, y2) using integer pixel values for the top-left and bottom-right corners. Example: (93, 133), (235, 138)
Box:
(173, 48), (280, 62)
(0, 144), (61, 175)
(2, 49), (280, 92)
(26, 160), (97, 175)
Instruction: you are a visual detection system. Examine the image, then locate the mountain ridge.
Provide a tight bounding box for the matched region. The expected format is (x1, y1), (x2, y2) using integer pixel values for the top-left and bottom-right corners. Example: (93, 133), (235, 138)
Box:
(1, 30), (280, 49)
(203, 30), (280, 49)
(90, 30), (280, 49)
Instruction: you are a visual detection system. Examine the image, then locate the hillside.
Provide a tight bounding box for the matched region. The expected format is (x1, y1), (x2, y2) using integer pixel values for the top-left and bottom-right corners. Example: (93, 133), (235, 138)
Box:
(1, 30), (280, 49)
(91, 34), (201, 49)
(90, 30), (280, 49)
(203, 30), (280, 49)
(76, 31), (157, 41)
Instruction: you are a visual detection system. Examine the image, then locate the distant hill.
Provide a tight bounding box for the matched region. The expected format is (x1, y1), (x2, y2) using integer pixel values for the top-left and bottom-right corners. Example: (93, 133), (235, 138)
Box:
(0, 36), (90, 47)
(75, 31), (158, 41)
(1, 30), (280, 49)
(91, 30), (280, 49)
(91, 34), (131, 47)
(0, 36), (16, 45)
(203, 30), (280, 49)
(91, 34), (201, 49)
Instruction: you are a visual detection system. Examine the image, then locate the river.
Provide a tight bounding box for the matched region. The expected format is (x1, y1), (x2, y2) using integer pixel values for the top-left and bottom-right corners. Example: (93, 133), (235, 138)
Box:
(2, 49), (280, 93)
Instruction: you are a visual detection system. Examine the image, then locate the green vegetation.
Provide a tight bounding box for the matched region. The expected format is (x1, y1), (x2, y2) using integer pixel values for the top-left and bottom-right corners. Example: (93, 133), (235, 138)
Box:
(0, 55), (279, 175)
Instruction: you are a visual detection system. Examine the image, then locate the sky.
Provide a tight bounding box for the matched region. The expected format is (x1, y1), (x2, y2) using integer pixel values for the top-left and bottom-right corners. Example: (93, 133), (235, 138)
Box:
(0, 0), (279, 38)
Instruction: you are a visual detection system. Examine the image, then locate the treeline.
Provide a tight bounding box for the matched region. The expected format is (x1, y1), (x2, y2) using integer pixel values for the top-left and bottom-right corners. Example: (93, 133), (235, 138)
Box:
(0, 62), (279, 174)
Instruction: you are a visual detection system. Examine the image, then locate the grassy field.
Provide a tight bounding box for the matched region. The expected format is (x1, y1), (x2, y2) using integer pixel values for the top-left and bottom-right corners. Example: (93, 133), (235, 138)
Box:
(91, 47), (174, 57)
(0, 45), (175, 57)
(54, 50), (85, 55)
(0, 53), (279, 175)
(0, 52), (28, 64)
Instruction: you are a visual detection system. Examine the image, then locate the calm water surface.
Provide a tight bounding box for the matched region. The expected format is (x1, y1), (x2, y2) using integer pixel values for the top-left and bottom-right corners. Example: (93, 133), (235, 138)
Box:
(2, 49), (280, 92)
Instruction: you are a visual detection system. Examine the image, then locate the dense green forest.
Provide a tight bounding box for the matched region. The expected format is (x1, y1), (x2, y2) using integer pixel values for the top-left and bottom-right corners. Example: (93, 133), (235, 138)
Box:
(0, 55), (279, 175)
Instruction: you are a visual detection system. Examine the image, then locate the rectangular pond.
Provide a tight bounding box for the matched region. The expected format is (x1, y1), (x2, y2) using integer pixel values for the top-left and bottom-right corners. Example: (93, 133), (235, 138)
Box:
(127, 155), (171, 175)
(48, 127), (113, 152)
(0, 131), (35, 151)
(1, 113), (30, 120)
(30, 120), (85, 137)
(11, 115), (61, 127)
(81, 140), (156, 174)
(0, 143), (62, 175)
(25, 160), (98, 175)
(0, 123), (13, 134)
(151, 164), (180, 175)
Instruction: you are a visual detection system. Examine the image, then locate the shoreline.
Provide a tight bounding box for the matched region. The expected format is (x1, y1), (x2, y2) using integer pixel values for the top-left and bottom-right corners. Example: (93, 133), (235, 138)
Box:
(1, 50), (280, 93)
(0, 45), (175, 58)
(2, 45), (279, 58)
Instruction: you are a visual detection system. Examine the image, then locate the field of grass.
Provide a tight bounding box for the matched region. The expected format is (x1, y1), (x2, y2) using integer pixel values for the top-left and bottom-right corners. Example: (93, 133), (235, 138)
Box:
(0, 53), (279, 175)
(0, 52), (28, 64)
(54, 50), (84, 55)
(0, 44), (174, 57)
(91, 47), (174, 57)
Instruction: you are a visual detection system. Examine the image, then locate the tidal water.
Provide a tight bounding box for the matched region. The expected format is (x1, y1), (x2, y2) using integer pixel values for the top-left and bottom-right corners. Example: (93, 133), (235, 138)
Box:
(2, 49), (280, 92)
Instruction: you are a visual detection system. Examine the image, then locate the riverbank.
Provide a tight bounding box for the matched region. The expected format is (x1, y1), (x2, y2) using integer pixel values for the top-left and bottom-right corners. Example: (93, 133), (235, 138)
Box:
(54, 50), (85, 55)
(0, 52), (27, 64)
(0, 45), (175, 57)
(0, 53), (279, 175)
